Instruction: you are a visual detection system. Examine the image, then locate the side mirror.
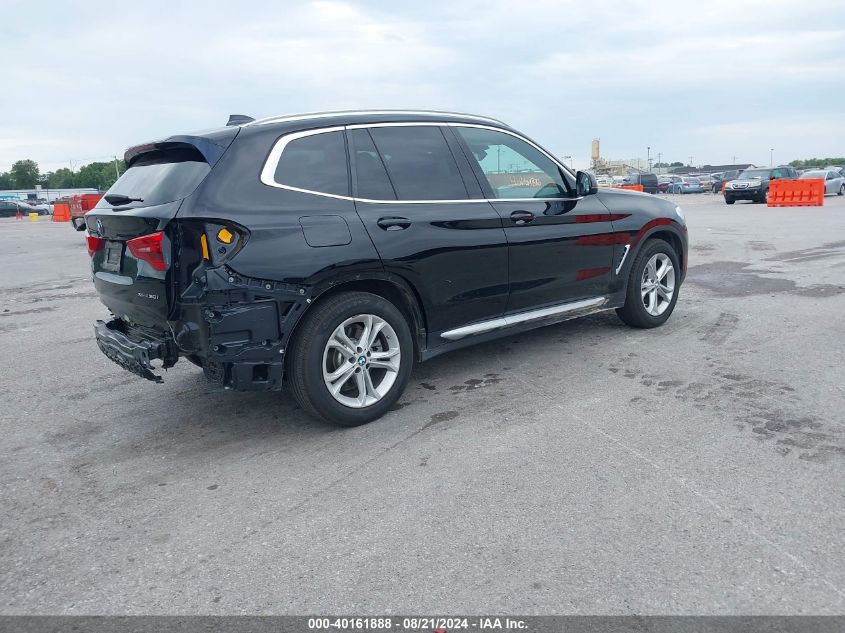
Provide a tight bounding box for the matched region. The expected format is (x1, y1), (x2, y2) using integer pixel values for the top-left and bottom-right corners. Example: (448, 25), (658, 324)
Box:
(575, 170), (598, 196)
(71, 217), (87, 232)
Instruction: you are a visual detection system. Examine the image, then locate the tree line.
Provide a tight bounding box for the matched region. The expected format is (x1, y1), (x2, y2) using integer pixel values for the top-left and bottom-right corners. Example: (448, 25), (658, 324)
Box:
(0, 159), (127, 192)
(787, 157), (845, 169)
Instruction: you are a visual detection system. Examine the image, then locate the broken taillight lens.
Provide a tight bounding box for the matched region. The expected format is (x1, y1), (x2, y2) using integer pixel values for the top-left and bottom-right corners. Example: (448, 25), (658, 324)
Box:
(127, 231), (167, 271)
(87, 235), (105, 257)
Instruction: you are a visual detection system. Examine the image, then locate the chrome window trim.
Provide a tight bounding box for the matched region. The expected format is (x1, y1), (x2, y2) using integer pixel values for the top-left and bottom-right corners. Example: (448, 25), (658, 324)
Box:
(259, 126), (352, 200)
(252, 109), (506, 127)
(261, 121), (579, 204)
(441, 296), (608, 341)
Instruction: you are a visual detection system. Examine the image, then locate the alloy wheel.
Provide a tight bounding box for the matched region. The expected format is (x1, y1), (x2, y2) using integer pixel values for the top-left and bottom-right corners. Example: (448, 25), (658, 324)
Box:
(322, 314), (401, 408)
(640, 253), (676, 316)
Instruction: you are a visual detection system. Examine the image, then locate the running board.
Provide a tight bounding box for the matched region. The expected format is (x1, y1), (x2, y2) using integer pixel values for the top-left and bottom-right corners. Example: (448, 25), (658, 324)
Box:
(440, 296), (608, 341)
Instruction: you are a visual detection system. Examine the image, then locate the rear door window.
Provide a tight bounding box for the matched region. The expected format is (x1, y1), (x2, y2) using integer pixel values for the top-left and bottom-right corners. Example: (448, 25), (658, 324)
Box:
(367, 126), (468, 201)
(274, 130), (350, 197)
(102, 147), (211, 208)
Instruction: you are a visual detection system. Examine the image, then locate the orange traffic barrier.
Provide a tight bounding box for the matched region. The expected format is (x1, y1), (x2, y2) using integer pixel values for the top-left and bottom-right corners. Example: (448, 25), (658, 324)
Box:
(721, 181), (726, 193)
(52, 202), (71, 222)
(768, 179), (824, 207)
(81, 193), (103, 211)
(614, 184), (644, 192)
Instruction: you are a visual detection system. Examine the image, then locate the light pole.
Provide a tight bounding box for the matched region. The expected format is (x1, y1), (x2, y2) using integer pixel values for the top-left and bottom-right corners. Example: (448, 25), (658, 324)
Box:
(647, 146), (651, 172)
(689, 156), (694, 172)
(113, 156), (120, 180)
(770, 148), (774, 167)
(563, 155), (573, 170)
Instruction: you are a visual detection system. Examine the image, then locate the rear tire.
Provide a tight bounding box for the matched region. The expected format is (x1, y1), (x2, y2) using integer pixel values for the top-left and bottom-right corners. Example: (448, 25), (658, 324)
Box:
(287, 291), (413, 426)
(725, 198), (735, 205)
(839, 184), (844, 196)
(616, 239), (681, 329)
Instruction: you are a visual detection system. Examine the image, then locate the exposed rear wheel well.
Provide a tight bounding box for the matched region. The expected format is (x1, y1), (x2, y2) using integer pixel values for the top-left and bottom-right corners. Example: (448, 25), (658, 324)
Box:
(293, 278), (426, 361)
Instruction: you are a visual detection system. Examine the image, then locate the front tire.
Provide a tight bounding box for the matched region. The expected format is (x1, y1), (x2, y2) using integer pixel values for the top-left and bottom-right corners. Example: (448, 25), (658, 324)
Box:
(287, 291), (413, 426)
(616, 239), (681, 329)
(725, 198), (735, 205)
(839, 184), (844, 196)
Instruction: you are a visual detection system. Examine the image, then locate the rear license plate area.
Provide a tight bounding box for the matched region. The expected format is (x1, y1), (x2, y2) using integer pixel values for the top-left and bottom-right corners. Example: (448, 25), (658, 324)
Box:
(102, 241), (123, 273)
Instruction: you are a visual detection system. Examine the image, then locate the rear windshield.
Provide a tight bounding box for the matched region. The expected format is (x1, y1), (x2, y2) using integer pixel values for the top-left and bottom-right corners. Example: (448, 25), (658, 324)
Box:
(801, 171), (826, 178)
(100, 147), (210, 208)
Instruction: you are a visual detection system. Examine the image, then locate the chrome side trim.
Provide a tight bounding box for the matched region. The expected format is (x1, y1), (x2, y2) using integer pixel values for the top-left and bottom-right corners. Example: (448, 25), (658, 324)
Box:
(440, 296), (607, 341)
(252, 110), (506, 127)
(615, 244), (631, 275)
(261, 122), (578, 203)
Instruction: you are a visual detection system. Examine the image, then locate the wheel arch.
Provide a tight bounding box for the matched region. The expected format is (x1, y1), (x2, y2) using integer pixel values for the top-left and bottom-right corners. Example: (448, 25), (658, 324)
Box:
(287, 273), (428, 362)
(626, 221), (687, 284)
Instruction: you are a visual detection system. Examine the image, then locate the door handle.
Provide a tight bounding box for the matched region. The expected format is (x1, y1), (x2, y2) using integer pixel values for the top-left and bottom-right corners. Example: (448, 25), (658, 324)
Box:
(376, 217), (411, 231)
(510, 210), (535, 225)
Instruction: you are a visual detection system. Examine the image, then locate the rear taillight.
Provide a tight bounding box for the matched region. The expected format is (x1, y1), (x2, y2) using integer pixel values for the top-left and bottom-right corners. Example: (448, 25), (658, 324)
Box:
(87, 235), (105, 257)
(127, 231), (167, 271)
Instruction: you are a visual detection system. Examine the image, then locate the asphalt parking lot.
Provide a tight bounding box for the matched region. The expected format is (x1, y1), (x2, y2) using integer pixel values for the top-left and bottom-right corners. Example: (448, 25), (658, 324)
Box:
(1, 193), (844, 615)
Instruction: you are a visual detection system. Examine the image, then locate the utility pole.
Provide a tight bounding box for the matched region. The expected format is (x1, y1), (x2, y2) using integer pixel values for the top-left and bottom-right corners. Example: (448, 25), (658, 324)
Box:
(770, 148), (774, 167)
(732, 154), (737, 165)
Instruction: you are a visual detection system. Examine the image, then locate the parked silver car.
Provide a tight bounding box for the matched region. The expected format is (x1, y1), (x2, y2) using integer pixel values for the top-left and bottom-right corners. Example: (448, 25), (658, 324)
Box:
(800, 170), (845, 196)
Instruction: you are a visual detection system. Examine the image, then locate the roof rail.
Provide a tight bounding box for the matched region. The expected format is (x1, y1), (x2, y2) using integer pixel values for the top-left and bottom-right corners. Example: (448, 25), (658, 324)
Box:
(251, 109), (506, 127)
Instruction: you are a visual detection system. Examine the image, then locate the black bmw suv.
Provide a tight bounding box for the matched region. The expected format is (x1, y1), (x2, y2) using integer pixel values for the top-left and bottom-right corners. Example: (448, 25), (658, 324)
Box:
(80, 110), (687, 426)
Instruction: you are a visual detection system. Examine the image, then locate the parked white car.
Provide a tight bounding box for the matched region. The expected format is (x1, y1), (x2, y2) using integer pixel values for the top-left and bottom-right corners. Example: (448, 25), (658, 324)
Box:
(800, 170), (845, 196)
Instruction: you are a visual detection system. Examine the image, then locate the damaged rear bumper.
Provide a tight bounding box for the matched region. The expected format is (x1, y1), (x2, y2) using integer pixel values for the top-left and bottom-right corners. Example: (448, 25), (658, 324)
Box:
(94, 319), (178, 383)
(94, 266), (309, 392)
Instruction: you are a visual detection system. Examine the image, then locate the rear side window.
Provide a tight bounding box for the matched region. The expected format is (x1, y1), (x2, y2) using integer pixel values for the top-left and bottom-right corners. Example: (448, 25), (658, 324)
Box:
(274, 130), (349, 197)
(368, 126), (468, 201)
(350, 129), (396, 200)
(103, 147), (210, 208)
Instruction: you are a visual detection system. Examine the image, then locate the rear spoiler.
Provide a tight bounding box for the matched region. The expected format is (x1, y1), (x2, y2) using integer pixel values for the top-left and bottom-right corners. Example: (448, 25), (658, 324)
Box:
(124, 126), (240, 168)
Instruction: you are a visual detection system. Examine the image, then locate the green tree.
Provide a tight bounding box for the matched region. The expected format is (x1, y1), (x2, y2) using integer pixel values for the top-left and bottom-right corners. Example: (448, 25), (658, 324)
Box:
(45, 168), (76, 188)
(10, 159), (40, 188)
(789, 157), (845, 169)
(73, 160), (126, 190)
(0, 172), (14, 189)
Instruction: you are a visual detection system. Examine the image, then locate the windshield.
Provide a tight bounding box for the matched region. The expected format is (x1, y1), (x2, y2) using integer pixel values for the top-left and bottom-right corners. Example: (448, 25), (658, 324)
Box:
(739, 169), (770, 179)
(98, 147), (211, 209)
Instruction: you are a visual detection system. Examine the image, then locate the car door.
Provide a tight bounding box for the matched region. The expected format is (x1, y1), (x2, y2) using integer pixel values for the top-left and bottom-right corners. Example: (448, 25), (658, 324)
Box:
(825, 171), (836, 194)
(349, 124), (509, 341)
(451, 125), (616, 314)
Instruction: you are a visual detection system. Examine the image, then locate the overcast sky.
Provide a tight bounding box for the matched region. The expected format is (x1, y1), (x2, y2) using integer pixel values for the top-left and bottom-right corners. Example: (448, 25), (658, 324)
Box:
(2, 0), (843, 172)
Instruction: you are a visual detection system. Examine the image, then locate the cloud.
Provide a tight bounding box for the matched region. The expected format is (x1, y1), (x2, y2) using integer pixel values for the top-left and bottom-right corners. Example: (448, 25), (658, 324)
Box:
(1, 0), (843, 173)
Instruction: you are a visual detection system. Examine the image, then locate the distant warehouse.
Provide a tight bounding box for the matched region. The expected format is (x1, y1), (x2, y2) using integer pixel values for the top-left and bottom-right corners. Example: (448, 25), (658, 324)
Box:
(670, 163), (755, 175)
(0, 187), (99, 203)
